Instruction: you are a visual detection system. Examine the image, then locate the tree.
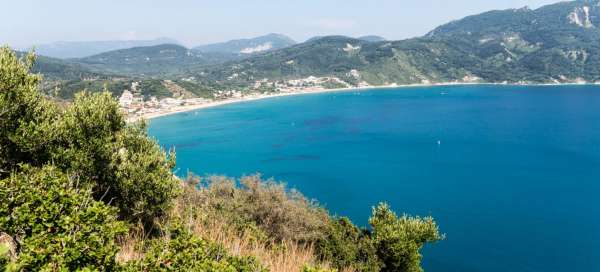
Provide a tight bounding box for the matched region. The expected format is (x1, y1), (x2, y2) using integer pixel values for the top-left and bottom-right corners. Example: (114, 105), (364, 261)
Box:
(315, 217), (381, 272)
(0, 47), (58, 177)
(369, 203), (443, 272)
(0, 165), (127, 271)
(0, 47), (181, 225)
(53, 91), (180, 224)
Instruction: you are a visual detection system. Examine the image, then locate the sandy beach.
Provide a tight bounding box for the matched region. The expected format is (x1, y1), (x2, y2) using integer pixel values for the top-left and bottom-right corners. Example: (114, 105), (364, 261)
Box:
(133, 82), (457, 121)
(133, 81), (600, 122)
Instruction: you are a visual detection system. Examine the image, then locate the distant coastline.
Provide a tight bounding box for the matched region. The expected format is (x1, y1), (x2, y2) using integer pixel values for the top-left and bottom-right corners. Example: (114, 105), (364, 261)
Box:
(136, 81), (600, 122)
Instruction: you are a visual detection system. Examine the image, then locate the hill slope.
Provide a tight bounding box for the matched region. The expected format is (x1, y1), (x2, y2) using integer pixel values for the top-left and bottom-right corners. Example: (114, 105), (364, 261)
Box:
(425, 0), (600, 82)
(76, 44), (240, 77)
(30, 0), (600, 97)
(198, 0), (600, 85)
(27, 37), (180, 59)
(192, 33), (296, 54)
(358, 35), (387, 42)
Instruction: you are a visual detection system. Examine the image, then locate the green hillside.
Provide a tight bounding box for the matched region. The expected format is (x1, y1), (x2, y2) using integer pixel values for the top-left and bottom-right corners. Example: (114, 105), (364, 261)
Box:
(192, 33), (296, 54)
(196, 0), (600, 86)
(77, 44), (239, 77)
(29, 0), (600, 99)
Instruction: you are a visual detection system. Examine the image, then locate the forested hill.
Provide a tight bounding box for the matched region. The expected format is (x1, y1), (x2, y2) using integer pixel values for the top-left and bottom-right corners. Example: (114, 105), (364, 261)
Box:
(192, 33), (296, 54)
(27, 37), (180, 59)
(27, 0), (600, 100)
(199, 0), (600, 85)
(425, 0), (600, 82)
(76, 44), (240, 77)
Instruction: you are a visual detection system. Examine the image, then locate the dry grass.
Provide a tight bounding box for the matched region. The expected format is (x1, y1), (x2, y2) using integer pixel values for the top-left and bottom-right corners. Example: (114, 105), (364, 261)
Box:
(116, 175), (333, 272)
(115, 229), (145, 264)
(170, 176), (326, 272)
(188, 218), (319, 272)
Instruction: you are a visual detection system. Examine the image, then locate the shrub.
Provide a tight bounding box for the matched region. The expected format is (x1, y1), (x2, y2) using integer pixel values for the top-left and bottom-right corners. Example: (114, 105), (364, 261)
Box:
(315, 217), (381, 272)
(0, 165), (127, 271)
(0, 48), (180, 225)
(52, 91), (181, 224)
(369, 203), (443, 272)
(122, 223), (265, 272)
(184, 174), (330, 244)
(0, 47), (58, 177)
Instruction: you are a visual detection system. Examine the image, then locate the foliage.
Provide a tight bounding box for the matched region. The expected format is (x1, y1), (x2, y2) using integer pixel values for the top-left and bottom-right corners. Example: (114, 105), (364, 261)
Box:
(48, 78), (180, 100)
(0, 165), (127, 271)
(49, 91), (181, 224)
(172, 79), (216, 98)
(0, 47), (181, 269)
(121, 223), (265, 272)
(1, 47), (445, 271)
(184, 174), (330, 244)
(0, 244), (9, 270)
(315, 218), (381, 272)
(301, 265), (337, 272)
(0, 47), (58, 176)
(49, 79), (127, 99)
(1, 47), (181, 224)
(369, 203), (443, 272)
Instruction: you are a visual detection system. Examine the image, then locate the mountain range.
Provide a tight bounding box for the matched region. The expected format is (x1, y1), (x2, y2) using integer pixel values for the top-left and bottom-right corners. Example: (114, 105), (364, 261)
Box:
(192, 33), (296, 54)
(26, 38), (180, 59)
(26, 0), (600, 100)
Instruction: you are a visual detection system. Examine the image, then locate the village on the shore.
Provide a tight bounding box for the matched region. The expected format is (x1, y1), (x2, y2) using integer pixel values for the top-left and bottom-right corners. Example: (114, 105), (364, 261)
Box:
(119, 70), (374, 120)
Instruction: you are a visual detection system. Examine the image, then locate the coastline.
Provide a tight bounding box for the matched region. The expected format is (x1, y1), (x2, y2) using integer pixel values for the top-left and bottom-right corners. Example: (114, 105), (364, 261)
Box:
(135, 81), (600, 122)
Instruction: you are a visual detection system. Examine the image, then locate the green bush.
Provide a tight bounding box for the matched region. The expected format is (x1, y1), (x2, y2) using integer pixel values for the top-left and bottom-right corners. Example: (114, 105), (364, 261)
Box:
(0, 47), (58, 176)
(0, 165), (127, 271)
(185, 174), (330, 243)
(122, 223), (265, 272)
(369, 203), (443, 272)
(52, 91), (181, 224)
(315, 217), (381, 272)
(0, 47), (180, 225)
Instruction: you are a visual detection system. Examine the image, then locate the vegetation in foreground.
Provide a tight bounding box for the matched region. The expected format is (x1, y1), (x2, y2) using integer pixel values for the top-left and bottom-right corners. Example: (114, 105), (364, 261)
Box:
(0, 47), (443, 271)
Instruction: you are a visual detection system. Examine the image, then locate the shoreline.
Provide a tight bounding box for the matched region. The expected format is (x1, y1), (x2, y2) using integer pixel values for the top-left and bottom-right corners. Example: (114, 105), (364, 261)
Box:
(135, 82), (600, 121)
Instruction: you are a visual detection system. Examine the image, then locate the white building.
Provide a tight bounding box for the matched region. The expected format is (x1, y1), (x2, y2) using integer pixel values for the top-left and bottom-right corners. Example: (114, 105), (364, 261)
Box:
(119, 90), (133, 107)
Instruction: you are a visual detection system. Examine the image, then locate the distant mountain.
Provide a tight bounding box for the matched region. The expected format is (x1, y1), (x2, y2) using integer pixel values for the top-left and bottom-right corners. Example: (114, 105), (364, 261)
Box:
(28, 38), (180, 59)
(425, 0), (600, 82)
(11, 51), (103, 81)
(357, 35), (386, 42)
(197, 35), (480, 85)
(30, 0), (600, 97)
(192, 33), (296, 54)
(75, 44), (240, 76)
(306, 35), (386, 43)
(198, 0), (600, 85)
(19, 48), (212, 100)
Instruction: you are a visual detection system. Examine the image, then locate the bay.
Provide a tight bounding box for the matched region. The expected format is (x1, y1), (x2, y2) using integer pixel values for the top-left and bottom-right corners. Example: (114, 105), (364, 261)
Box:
(149, 85), (600, 272)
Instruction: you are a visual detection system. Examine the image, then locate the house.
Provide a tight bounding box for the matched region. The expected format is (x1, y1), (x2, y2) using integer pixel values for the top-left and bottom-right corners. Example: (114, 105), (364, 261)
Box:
(119, 90), (133, 107)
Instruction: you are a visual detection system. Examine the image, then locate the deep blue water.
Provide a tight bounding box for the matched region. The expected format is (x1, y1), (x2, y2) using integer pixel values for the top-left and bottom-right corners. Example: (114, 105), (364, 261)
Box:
(149, 85), (600, 272)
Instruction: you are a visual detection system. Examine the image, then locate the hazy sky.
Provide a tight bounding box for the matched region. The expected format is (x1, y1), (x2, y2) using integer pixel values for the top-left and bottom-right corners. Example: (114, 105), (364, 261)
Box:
(3, 0), (559, 48)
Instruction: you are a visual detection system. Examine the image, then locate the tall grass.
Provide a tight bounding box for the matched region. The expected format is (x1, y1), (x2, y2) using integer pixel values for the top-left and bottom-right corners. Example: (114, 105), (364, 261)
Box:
(117, 174), (336, 272)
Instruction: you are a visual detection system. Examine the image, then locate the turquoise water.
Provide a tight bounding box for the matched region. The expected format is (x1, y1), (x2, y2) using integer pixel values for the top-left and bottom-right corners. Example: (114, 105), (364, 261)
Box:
(149, 85), (600, 272)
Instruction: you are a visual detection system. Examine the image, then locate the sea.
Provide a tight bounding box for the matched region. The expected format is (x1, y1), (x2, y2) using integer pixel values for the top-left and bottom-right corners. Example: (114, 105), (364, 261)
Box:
(148, 85), (600, 272)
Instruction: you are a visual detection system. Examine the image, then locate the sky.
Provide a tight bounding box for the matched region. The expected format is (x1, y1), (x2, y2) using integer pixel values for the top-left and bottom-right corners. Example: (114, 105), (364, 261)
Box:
(3, 0), (560, 48)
